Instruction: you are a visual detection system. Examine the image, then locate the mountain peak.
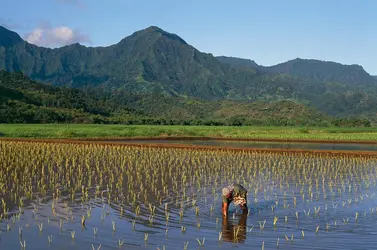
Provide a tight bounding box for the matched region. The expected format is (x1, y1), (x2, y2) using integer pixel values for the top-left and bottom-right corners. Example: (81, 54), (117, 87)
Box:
(0, 26), (23, 47)
(144, 26), (164, 33)
(127, 25), (188, 45)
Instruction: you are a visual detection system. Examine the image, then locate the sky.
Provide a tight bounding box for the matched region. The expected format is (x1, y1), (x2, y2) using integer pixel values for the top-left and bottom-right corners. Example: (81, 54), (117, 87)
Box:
(1, 0), (376, 74)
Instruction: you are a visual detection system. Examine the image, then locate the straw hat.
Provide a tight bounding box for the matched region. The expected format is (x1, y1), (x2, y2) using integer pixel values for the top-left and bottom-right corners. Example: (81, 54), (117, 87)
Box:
(222, 184), (235, 197)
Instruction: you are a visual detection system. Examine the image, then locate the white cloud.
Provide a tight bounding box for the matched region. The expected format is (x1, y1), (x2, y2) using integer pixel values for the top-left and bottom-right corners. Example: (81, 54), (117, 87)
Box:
(52, 26), (75, 41)
(25, 28), (44, 44)
(24, 25), (91, 47)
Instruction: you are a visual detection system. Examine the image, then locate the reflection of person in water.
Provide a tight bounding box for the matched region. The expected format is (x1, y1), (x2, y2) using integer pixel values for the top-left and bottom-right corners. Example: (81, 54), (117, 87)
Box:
(221, 213), (247, 243)
(222, 183), (248, 216)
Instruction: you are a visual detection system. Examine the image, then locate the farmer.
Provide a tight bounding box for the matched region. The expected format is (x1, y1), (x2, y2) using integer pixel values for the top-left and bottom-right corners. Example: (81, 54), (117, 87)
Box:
(222, 183), (248, 216)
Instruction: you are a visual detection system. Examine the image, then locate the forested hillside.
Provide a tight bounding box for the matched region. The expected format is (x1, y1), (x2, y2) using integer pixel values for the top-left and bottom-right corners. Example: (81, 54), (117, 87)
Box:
(2, 70), (370, 126)
(0, 25), (376, 125)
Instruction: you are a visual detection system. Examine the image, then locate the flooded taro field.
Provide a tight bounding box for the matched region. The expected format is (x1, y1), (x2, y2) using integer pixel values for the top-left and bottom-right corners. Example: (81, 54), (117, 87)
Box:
(102, 139), (377, 152)
(1, 141), (377, 249)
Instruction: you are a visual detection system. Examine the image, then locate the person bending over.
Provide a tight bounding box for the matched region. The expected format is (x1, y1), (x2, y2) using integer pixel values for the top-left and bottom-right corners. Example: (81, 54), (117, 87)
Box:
(222, 183), (248, 216)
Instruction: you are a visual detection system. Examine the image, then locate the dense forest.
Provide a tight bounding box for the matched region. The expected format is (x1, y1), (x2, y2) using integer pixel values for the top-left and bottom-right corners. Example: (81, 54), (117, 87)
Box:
(0, 70), (371, 127)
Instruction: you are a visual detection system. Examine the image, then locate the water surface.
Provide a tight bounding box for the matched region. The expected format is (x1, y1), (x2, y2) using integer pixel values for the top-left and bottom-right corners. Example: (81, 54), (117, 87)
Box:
(1, 141), (377, 249)
(104, 139), (377, 151)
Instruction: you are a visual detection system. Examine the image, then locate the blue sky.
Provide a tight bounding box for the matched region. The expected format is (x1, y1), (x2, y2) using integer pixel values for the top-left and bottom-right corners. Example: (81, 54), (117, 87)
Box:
(1, 0), (376, 74)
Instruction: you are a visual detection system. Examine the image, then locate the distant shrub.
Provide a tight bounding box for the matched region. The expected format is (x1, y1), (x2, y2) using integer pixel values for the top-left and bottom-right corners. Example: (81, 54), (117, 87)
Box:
(298, 128), (309, 134)
(332, 118), (372, 128)
(0, 132), (4, 137)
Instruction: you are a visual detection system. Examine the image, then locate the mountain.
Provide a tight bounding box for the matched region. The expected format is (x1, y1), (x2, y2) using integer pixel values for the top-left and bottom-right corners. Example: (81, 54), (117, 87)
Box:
(216, 56), (259, 69)
(0, 70), (135, 123)
(0, 25), (242, 99)
(0, 26), (23, 48)
(265, 58), (376, 86)
(216, 56), (376, 87)
(1, 70), (344, 126)
(0, 25), (377, 123)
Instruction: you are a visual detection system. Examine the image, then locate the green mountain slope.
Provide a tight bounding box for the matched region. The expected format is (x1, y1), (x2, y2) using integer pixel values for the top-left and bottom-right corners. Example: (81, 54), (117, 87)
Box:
(265, 58), (376, 86)
(0, 26), (240, 99)
(216, 56), (259, 69)
(217, 55), (377, 87)
(0, 25), (377, 123)
(0, 70), (136, 123)
(1, 70), (351, 126)
(0, 26), (23, 47)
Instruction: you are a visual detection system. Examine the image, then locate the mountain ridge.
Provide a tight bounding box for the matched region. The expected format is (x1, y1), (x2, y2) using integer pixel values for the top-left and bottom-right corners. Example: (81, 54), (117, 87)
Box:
(216, 56), (259, 69)
(1, 25), (377, 123)
(0, 26), (23, 47)
(216, 56), (376, 86)
(1, 25), (373, 76)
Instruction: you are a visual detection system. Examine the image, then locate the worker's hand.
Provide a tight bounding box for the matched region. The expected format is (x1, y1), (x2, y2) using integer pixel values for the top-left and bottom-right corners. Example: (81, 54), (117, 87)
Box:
(234, 196), (246, 206)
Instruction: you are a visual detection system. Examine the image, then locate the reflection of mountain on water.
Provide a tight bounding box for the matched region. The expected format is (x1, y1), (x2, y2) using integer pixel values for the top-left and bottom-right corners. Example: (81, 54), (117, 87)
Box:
(221, 213), (247, 243)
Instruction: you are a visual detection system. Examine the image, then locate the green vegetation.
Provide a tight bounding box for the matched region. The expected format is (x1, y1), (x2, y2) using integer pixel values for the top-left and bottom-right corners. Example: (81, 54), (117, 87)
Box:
(1, 124), (377, 140)
(218, 56), (376, 86)
(5, 70), (371, 127)
(1, 26), (377, 123)
(216, 56), (259, 68)
(0, 70), (138, 123)
(265, 58), (376, 86)
(0, 70), (374, 127)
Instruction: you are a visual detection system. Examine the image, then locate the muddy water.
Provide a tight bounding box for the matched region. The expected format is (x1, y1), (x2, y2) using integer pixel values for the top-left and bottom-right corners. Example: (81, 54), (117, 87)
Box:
(105, 139), (377, 152)
(1, 141), (377, 249)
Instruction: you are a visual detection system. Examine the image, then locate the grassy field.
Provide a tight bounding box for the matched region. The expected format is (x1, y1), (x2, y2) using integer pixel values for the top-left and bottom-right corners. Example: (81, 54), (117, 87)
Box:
(1, 124), (377, 141)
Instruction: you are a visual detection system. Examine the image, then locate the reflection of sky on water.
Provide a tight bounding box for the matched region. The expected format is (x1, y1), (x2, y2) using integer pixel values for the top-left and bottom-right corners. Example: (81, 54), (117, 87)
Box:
(2, 143), (377, 249)
(109, 139), (377, 152)
(2, 180), (377, 250)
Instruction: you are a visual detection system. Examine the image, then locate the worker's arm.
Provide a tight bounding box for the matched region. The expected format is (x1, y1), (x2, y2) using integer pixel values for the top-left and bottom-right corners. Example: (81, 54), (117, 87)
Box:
(222, 193), (231, 216)
(222, 202), (229, 216)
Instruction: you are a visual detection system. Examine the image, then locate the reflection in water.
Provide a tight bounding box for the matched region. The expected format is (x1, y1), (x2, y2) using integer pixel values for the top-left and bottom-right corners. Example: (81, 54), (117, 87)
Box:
(114, 139), (377, 152)
(222, 213), (247, 243)
(2, 141), (377, 249)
